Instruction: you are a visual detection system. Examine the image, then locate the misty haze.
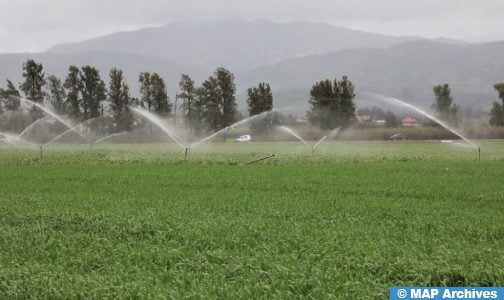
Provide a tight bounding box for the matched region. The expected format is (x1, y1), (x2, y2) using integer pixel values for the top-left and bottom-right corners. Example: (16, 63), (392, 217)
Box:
(1, 1), (504, 298)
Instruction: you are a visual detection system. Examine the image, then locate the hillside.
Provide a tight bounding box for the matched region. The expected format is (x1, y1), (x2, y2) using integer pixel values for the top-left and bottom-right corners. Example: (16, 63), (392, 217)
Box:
(48, 19), (419, 71)
(0, 20), (501, 112)
(0, 51), (210, 96)
(239, 40), (504, 109)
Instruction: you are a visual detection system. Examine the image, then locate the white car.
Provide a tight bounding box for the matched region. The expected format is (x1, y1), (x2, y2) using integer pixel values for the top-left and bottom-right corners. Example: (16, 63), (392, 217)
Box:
(235, 135), (252, 143)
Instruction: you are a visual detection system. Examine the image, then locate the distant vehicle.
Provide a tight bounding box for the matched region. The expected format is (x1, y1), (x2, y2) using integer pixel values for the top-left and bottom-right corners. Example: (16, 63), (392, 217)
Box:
(235, 135), (252, 143)
(389, 133), (407, 141)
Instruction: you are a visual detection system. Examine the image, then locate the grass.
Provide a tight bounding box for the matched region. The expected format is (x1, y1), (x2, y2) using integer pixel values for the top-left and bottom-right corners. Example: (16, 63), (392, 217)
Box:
(1, 141), (503, 298)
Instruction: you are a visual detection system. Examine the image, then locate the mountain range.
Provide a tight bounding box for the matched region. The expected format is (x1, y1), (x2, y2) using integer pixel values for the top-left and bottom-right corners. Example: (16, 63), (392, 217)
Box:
(1, 19), (502, 112)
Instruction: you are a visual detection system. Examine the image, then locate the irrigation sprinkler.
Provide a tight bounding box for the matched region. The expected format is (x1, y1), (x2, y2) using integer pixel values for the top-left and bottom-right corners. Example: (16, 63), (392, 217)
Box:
(184, 147), (190, 161)
(312, 135), (328, 155)
(245, 154), (276, 165)
(39, 146), (43, 159)
(478, 147), (481, 162)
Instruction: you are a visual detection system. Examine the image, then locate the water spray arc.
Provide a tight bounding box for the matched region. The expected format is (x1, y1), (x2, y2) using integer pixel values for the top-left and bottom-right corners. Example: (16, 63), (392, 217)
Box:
(130, 108), (280, 160)
(7, 98), (99, 158)
(131, 107), (188, 153)
(17, 116), (50, 139)
(20, 98), (89, 142)
(0, 131), (39, 148)
(375, 95), (477, 148)
(374, 94), (480, 160)
(277, 126), (311, 150)
(190, 110), (277, 149)
(277, 126), (340, 154)
(42, 124), (88, 148)
(312, 135), (328, 154)
(93, 131), (129, 144)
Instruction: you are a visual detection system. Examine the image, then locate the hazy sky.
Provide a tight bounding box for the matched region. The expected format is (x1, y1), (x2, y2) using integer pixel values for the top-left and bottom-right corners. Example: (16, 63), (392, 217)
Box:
(1, 0), (504, 53)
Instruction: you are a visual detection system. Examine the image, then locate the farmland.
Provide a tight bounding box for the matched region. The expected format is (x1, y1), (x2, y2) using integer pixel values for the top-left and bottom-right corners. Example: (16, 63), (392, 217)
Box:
(1, 141), (504, 298)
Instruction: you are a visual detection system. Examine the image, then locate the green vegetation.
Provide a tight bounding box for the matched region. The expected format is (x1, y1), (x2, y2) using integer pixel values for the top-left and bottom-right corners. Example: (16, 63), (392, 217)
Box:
(139, 72), (171, 115)
(0, 142), (503, 298)
(247, 82), (275, 136)
(307, 76), (356, 130)
(490, 83), (504, 126)
(432, 83), (459, 126)
(199, 68), (238, 133)
(108, 68), (134, 132)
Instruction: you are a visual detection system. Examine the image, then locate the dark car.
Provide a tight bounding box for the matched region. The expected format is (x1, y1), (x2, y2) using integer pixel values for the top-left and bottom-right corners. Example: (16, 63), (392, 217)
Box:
(389, 133), (407, 141)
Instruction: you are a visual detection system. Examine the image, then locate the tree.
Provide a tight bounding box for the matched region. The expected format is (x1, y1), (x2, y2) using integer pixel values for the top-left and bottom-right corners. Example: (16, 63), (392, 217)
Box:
(19, 59), (46, 118)
(247, 82), (275, 135)
(179, 74), (197, 133)
(489, 83), (504, 126)
(2, 80), (21, 111)
(109, 68), (133, 132)
(385, 111), (399, 128)
(46, 76), (67, 114)
(139, 72), (153, 110)
(307, 79), (339, 130)
(1, 80), (24, 132)
(432, 84), (459, 126)
(0, 88), (3, 113)
(216, 68), (237, 129)
(199, 68), (238, 134)
(150, 73), (171, 115)
(200, 76), (221, 132)
(139, 72), (171, 115)
(64, 66), (81, 118)
(189, 87), (206, 136)
(336, 76), (356, 128)
(80, 66), (106, 119)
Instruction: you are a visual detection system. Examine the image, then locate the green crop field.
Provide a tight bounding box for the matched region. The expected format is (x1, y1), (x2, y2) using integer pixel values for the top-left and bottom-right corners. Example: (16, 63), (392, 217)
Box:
(1, 141), (504, 298)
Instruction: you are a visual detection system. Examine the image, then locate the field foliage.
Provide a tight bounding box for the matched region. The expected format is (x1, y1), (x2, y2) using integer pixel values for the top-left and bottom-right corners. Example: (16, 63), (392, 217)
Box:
(1, 141), (503, 298)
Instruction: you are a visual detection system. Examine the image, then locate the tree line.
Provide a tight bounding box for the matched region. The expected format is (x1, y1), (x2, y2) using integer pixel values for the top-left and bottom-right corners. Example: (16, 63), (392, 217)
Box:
(0, 60), (244, 135)
(427, 83), (504, 128)
(0, 58), (359, 138)
(2, 58), (504, 138)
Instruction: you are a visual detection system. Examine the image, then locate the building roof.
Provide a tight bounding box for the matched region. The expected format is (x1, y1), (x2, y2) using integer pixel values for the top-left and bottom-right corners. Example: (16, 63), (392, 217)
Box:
(402, 117), (418, 124)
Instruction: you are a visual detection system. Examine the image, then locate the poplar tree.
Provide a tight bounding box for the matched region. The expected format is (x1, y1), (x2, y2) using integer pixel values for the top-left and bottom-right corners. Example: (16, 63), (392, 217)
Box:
(139, 72), (153, 110)
(200, 76), (221, 132)
(80, 66), (106, 119)
(2, 80), (21, 111)
(336, 76), (356, 128)
(150, 73), (171, 115)
(109, 68), (133, 131)
(307, 76), (356, 129)
(0, 89), (3, 113)
(489, 82), (504, 126)
(432, 84), (459, 126)
(64, 66), (81, 118)
(307, 79), (339, 130)
(46, 75), (67, 114)
(20, 59), (45, 103)
(139, 72), (171, 115)
(247, 82), (274, 135)
(19, 59), (46, 118)
(179, 74), (197, 133)
(199, 68), (237, 133)
(216, 68), (237, 129)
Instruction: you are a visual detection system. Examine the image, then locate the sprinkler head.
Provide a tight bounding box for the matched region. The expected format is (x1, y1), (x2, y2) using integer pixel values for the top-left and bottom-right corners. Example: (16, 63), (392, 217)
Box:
(184, 147), (190, 161)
